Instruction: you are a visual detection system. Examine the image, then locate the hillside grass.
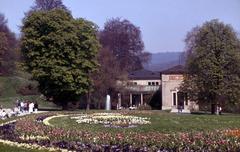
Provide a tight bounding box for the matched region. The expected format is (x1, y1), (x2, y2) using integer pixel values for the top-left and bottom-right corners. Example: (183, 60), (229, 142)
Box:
(0, 76), (60, 109)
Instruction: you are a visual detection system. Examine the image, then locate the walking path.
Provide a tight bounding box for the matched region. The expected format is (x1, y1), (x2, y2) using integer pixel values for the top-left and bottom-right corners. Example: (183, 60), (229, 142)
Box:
(0, 108), (47, 120)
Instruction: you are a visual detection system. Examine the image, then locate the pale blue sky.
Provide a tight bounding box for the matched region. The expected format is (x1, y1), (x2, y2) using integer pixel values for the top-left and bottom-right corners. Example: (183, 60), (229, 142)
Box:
(0, 0), (240, 53)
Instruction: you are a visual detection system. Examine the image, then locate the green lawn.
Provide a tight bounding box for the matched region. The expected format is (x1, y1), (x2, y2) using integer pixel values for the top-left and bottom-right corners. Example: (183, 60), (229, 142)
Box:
(49, 111), (240, 133)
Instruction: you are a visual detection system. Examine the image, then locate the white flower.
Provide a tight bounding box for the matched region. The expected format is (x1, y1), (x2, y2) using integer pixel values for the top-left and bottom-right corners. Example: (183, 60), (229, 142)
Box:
(70, 113), (151, 127)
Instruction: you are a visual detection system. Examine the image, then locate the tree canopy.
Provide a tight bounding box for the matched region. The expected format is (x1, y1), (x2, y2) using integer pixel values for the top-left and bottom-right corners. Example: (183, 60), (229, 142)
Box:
(0, 13), (17, 75)
(89, 18), (150, 109)
(31, 0), (69, 12)
(21, 9), (100, 108)
(181, 19), (240, 113)
(100, 18), (150, 72)
(90, 47), (125, 108)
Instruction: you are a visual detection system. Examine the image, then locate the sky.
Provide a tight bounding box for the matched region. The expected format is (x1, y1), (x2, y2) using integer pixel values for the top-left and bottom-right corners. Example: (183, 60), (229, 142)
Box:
(0, 0), (240, 53)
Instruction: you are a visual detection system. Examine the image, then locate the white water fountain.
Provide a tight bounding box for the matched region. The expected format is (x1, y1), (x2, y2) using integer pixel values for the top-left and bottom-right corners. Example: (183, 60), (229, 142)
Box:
(105, 94), (111, 110)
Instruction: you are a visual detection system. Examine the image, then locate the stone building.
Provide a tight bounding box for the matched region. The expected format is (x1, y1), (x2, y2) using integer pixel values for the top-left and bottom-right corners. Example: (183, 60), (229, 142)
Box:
(117, 69), (160, 108)
(161, 65), (198, 112)
(118, 65), (198, 112)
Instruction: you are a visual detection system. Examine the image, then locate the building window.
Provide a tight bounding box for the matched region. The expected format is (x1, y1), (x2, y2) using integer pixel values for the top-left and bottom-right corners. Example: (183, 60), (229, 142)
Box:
(148, 82), (151, 85)
(173, 93), (176, 106)
(156, 82), (159, 85)
(134, 82), (137, 85)
(152, 82), (155, 85)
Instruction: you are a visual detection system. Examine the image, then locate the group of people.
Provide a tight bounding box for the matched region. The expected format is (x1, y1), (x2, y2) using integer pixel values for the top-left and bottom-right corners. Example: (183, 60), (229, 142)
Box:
(17, 99), (38, 114)
(0, 105), (18, 119)
(0, 99), (39, 120)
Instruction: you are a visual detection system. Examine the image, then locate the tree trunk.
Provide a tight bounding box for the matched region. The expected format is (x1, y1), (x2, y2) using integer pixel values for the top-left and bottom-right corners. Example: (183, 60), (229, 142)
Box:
(211, 103), (216, 114)
(98, 101), (101, 109)
(62, 101), (68, 110)
(86, 91), (90, 110)
(75, 101), (80, 109)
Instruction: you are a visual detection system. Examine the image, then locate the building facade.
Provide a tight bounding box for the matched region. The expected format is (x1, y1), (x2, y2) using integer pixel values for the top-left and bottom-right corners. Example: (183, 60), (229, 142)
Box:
(118, 65), (198, 112)
(161, 65), (198, 112)
(118, 69), (160, 108)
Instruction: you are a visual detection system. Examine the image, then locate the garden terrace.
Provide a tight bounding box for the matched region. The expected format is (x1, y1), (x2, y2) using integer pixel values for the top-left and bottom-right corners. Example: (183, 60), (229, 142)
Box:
(1, 111), (240, 151)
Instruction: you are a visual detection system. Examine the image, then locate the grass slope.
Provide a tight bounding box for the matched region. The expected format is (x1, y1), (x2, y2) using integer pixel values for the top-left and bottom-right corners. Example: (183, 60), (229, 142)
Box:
(0, 76), (59, 109)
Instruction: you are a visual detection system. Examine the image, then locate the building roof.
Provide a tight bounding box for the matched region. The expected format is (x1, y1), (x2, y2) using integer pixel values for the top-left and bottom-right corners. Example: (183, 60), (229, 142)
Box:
(160, 65), (185, 74)
(128, 65), (185, 80)
(128, 69), (160, 80)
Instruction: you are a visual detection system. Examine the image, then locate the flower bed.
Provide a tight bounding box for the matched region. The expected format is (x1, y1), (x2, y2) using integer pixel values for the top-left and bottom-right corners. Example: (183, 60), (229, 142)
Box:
(225, 129), (240, 137)
(1, 112), (240, 151)
(71, 113), (151, 128)
(0, 118), (67, 151)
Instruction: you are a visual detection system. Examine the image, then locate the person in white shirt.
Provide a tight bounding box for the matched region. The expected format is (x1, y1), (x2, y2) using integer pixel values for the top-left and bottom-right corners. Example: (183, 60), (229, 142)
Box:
(0, 110), (3, 119)
(20, 101), (24, 112)
(13, 106), (20, 115)
(29, 102), (34, 113)
(0, 110), (7, 119)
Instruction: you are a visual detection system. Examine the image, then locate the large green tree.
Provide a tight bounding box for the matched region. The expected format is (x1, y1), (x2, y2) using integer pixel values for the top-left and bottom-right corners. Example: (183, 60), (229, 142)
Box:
(181, 19), (240, 114)
(21, 9), (100, 108)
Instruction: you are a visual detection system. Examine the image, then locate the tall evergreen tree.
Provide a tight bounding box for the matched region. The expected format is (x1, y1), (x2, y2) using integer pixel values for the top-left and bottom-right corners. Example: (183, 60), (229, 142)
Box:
(181, 19), (240, 114)
(21, 9), (100, 108)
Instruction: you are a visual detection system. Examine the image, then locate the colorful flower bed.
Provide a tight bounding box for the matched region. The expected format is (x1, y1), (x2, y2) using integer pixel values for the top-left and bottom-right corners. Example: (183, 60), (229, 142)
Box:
(71, 113), (151, 128)
(0, 118), (66, 151)
(1, 112), (240, 151)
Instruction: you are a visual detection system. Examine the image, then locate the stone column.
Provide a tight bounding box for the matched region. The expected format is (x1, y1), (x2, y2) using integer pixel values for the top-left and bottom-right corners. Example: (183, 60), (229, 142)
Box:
(130, 93), (132, 106)
(176, 91), (178, 108)
(140, 93), (144, 105)
(118, 93), (121, 109)
(184, 94), (186, 106)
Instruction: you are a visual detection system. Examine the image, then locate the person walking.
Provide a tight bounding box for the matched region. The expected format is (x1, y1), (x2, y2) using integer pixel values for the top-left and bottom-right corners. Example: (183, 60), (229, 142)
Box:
(34, 102), (39, 112)
(20, 101), (24, 112)
(29, 102), (34, 113)
(219, 106), (222, 115)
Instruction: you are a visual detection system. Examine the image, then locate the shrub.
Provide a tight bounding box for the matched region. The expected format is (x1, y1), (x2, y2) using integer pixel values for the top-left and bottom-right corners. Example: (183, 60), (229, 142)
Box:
(17, 83), (39, 95)
(137, 104), (152, 110)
